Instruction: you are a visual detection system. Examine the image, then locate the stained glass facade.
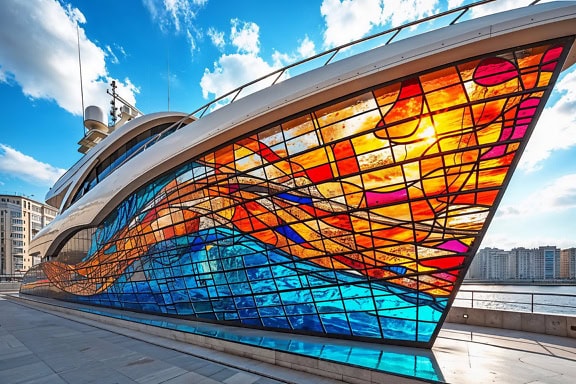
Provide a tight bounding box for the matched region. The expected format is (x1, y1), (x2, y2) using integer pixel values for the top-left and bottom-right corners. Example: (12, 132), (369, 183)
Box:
(21, 39), (572, 346)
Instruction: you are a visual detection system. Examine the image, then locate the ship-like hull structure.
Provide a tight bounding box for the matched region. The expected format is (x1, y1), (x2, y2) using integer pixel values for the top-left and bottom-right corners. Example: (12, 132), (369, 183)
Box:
(21, 2), (576, 347)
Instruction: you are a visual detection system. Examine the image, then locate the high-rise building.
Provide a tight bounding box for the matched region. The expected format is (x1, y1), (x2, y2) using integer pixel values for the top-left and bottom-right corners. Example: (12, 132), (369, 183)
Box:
(467, 248), (511, 280)
(560, 248), (576, 279)
(511, 247), (533, 280)
(0, 195), (57, 275)
(534, 246), (561, 280)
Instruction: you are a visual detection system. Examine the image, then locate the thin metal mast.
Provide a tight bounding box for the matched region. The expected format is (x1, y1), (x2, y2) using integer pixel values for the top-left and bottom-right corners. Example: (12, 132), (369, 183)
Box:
(77, 25), (85, 132)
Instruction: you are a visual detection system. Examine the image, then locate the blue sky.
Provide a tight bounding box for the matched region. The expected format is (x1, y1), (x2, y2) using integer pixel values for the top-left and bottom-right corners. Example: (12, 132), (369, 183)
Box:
(0, 0), (574, 249)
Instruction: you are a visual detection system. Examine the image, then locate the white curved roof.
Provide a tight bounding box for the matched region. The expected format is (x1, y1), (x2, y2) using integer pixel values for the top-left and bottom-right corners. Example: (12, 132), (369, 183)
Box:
(30, 1), (576, 258)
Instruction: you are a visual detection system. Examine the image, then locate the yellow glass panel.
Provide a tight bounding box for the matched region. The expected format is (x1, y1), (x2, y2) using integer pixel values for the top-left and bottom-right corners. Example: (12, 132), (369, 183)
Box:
(433, 107), (474, 135)
(357, 148), (394, 171)
(465, 79), (515, 103)
(426, 84), (469, 112)
(320, 109), (381, 143)
(537, 71), (553, 87)
(373, 82), (400, 106)
(315, 92), (377, 127)
(286, 130), (320, 155)
(282, 114), (315, 140)
(291, 147), (329, 168)
(362, 166), (404, 190)
(477, 167), (508, 188)
(420, 66), (461, 93)
(384, 97), (423, 124)
(258, 125), (284, 147)
(516, 47), (545, 69)
(351, 132), (389, 155)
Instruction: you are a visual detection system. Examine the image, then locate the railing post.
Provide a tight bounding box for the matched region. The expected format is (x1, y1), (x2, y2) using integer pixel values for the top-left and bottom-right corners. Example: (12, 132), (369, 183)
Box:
(531, 294), (534, 313)
(471, 291), (474, 309)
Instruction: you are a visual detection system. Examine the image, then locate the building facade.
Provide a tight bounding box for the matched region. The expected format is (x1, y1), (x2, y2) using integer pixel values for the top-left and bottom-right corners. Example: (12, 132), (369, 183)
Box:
(0, 195), (57, 275)
(466, 246), (572, 281)
(560, 248), (576, 279)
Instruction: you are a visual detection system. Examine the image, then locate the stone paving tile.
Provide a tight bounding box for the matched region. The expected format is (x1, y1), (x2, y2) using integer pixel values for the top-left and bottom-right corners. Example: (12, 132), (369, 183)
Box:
(0, 351), (40, 371)
(0, 298), (343, 384)
(19, 373), (68, 384)
(223, 372), (263, 384)
(161, 371), (217, 384)
(253, 378), (285, 384)
(165, 354), (215, 371)
(209, 367), (238, 382)
(194, 362), (229, 377)
(0, 361), (58, 384)
(136, 366), (189, 384)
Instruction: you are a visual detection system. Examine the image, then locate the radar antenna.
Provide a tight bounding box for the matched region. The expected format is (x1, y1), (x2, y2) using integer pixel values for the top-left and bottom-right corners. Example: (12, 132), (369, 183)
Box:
(109, 80), (118, 126)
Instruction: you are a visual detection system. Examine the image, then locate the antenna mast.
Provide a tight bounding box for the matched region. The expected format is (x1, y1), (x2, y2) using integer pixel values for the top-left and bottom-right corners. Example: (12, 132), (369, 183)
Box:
(167, 44), (170, 111)
(77, 25), (85, 132)
(109, 80), (117, 126)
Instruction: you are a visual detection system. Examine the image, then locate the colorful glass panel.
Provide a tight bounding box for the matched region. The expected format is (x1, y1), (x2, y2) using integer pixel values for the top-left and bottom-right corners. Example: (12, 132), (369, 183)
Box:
(21, 39), (571, 346)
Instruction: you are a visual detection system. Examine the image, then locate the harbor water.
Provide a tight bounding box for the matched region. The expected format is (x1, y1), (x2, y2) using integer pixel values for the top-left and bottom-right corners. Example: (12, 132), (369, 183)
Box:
(455, 284), (576, 315)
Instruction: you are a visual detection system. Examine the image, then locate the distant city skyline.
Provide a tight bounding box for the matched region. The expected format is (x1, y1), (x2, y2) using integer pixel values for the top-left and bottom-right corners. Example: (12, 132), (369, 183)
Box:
(1, 0), (575, 250)
(468, 246), (576, 281)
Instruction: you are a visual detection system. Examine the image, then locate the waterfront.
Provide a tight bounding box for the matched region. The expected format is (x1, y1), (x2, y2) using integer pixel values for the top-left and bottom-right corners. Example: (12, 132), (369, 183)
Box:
(456, 283), (576, 315)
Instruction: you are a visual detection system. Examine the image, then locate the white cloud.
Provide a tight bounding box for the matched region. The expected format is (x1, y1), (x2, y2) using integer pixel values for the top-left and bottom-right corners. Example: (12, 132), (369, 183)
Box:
(381, 0), (439, 28)
(320, 0), (439, 48)
(106, 45), (119, 64)
(496, 173), (576, 218)
(321, 0), (383, 48)
(105, 44), (127, 65)
(207, 27), (225, 50)
(447, 0), (465, 9)
(230, 19), (260, 55)
(268, 37), (315, 69)
(0, 144), (66, 186)
(468, 0), (533, 18)
(271, 51), (294, 69)
(147, 0), (196, 32)
(200, 53), (278, 100)
(143, 0), (206, 56)
(297, 36), (316, 59)
(519, 69), (576, 172)
(142, 0), (208, 29)
(483, 173), (576, 249)
(200, 18), (309, 103)
(186, 29), (197, 56)
(0, 0), (138, 117)
(480, 232), (576, 251)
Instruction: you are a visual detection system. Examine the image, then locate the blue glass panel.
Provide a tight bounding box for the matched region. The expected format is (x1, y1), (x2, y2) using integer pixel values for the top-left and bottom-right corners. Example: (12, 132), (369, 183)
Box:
(288, 314), (323, 332)
(381, 318), (417, 341)
(261, 316), (291, 329)
(348, 312), (381, 337)
(319, 313), (352, 335)
(254, 293), (281, 307)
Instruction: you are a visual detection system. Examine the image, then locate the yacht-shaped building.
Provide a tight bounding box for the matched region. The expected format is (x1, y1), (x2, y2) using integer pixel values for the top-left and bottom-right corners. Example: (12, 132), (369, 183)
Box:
(21, 1), (576, 347)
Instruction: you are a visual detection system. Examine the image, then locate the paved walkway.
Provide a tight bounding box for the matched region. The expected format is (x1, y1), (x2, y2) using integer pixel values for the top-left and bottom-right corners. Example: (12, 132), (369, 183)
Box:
(0, 296), (340, 384)
(3, 292), (576, 383)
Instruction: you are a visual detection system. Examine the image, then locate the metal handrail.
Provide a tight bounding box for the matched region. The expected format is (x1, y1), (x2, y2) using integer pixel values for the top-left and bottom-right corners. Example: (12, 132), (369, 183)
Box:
(67, 0), (542, 210)
(127, 0), (541, 159)
(454, 288), (576, 314)
(187, 0), (512, 119)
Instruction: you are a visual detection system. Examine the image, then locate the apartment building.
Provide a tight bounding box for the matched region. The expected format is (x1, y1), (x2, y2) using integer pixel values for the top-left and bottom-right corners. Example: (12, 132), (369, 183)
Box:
(466, 246), (571, 281)
(0, 194), (57, 275)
